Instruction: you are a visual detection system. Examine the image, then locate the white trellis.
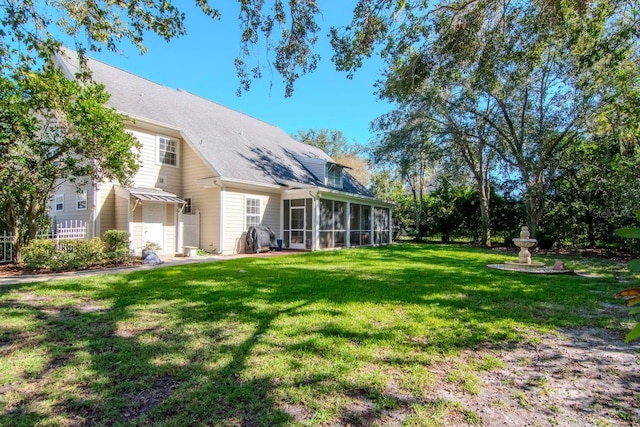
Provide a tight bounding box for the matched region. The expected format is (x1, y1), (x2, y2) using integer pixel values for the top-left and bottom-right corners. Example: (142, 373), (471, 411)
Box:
(0, 220), (88, 263)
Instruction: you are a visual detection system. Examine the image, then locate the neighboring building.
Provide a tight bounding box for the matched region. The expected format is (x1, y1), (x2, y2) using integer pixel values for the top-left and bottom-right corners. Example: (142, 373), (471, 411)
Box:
(50, 49), (392, 255)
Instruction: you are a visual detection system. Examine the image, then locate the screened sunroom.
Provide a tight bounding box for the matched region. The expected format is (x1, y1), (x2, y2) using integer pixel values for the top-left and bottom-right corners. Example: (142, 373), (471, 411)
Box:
(282, 193), (392, 251)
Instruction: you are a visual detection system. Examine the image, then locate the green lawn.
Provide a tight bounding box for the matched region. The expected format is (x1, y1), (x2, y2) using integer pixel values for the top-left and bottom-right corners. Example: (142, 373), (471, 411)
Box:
(0, 244), (630, 426)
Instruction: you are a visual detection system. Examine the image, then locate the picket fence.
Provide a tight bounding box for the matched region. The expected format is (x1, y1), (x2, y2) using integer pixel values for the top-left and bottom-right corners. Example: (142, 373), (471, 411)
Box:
(0, 220), (87, 263)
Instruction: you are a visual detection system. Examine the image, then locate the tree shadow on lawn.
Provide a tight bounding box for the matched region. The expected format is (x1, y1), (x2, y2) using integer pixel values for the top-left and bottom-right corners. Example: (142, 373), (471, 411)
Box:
(0, 245), (624, 425)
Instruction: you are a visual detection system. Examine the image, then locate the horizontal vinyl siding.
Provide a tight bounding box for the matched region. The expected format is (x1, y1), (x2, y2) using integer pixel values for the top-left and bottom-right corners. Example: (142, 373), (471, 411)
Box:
(114, 191), (129, 232)
(222, 188), (281, 254)
(49, 182), (94, 227)
(97, 182), (116, 235)
(181, 144), (220, 253)
(222, 190), (245, 254)
(128, 126), (181, 195)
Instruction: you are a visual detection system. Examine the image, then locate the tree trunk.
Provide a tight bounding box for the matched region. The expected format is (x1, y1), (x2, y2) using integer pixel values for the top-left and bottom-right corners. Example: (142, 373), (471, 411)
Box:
(477, 181), (492, 247)
(585, 209), (596, 248)
(524, 187), (545, 239)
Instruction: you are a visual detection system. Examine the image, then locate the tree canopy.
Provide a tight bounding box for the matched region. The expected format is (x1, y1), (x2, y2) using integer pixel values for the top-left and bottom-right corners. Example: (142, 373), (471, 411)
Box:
(371, 0), (639, 239)
(0, 66), (139, 256)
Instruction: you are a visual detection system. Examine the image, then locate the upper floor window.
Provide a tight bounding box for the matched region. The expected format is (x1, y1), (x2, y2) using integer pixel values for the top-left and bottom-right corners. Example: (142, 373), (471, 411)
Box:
(76, 191), (88, 210)
(54, 194), (64, 212)
(158, 136), (177, 166)
(326, 163), (343, 188)
(246, 197), (261, 229)
(183, 197), (192, 214)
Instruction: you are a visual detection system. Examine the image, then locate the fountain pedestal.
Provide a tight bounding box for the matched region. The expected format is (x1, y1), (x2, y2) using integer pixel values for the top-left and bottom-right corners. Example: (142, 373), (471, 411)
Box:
(507, 227), (546, 267)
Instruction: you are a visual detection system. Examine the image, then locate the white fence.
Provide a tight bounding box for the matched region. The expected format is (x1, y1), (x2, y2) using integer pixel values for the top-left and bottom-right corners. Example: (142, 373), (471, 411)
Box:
(178, 210), (200, 250)
(0, 220), (88, 263)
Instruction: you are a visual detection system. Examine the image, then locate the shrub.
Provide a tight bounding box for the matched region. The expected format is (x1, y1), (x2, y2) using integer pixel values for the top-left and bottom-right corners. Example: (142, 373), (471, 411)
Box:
(615, 220), (640, 342)
(105, 248), (131, 264)
(103, 230), (130, 252)
(22, 238), (107, 271)
(21, 239), (57, 270)
(48, 238), (105, 271)
(103, 230), (131, 264)
(21, 231), (133, 271)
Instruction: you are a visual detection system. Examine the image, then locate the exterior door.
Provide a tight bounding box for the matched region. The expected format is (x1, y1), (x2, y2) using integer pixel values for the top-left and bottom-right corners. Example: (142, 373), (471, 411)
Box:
(290, 205), (305, 249)
(143, 203), (165, 253)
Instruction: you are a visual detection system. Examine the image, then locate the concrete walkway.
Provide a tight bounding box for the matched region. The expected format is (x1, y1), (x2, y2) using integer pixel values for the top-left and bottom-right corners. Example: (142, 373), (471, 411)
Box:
(0, 250), (300, 286)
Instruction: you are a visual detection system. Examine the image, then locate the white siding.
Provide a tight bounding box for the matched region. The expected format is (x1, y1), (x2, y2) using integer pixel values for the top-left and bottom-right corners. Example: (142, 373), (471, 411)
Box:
(128, 125), (181, 195)
(181, 143), (221, 253)
(49, 182), (94, 234)
(97, 182), (117, 235)
(222, 187), (281, 254)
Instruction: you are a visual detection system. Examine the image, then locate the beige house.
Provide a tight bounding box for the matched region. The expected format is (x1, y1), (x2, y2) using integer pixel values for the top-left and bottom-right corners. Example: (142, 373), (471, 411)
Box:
(49, 50), (393, 255)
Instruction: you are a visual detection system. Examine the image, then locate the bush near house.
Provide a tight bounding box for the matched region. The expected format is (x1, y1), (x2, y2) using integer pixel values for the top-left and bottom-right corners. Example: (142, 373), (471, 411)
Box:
(103, 230), (131, 264)
(20, 230), (133, 271)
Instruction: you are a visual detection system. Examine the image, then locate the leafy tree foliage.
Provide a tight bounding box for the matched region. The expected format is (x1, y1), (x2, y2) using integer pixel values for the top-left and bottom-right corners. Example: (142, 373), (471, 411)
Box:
(369, 170), (412, 238)
(382, 1), (636, 238)
(0, 66), (139, 258)
(371, 113), (441, 241)
(545, 138), (640, 248)
(0, 0), (323, 96)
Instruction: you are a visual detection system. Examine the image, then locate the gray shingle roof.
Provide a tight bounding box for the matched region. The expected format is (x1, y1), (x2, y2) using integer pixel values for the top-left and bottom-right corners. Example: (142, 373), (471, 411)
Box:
(56, 49), (373, 199)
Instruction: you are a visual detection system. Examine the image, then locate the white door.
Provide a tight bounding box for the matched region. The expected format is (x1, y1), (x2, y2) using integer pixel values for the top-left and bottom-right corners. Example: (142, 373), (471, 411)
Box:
(290, 205), (305, 249)
(143, 203), (165, 253)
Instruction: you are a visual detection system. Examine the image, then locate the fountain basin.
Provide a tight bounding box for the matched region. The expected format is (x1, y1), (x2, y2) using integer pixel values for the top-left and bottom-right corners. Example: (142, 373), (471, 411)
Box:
(487, 263), (574, 274)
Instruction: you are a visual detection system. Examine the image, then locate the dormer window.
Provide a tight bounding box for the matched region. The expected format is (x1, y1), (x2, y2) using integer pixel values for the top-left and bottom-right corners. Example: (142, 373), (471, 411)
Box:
(326, 163), (343, 188)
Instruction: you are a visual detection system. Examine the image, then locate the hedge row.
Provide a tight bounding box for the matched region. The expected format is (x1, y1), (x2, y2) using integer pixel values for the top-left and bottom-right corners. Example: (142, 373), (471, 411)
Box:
(21, 230), (132, 271)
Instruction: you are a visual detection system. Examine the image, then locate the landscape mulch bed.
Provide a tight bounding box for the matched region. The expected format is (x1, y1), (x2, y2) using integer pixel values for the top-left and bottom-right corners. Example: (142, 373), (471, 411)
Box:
(0, 260), (143, 278)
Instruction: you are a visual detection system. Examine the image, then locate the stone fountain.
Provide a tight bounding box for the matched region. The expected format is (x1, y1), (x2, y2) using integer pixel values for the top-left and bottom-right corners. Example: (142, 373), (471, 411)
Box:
(487, 226), (573, 274)
(506, 226), (546, 268)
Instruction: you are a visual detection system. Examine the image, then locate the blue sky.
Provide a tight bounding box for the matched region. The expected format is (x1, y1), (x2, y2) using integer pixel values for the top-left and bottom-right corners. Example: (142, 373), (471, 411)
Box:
(89, 2), (393, 147)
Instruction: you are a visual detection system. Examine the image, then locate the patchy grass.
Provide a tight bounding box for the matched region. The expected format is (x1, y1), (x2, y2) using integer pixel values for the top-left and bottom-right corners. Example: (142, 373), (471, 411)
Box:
(0, 244), (629, 425)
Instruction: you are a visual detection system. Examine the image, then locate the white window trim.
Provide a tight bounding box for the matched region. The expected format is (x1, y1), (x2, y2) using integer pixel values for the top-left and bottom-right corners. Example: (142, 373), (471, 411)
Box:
(245, 196), (262, 230)
(326, 163), (343, 188)
(156, 135), (179, 167)
(183, 196), (193, 214)
(54, 194), (64, 212)
(76, 191), (88, 211)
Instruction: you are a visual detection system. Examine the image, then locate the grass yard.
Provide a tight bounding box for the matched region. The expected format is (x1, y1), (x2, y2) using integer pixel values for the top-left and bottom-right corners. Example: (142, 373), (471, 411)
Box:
(0, 244), (636, 426)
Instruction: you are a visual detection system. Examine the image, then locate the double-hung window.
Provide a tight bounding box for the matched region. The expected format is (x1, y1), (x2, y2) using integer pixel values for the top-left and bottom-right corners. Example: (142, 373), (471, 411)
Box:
(54, 194), (64, 212)
(158, 136), (177, 166)
(76, 191), (88, 210)
(326, 163), (342, 188)
(246, 198), (261, 229)
(183, 197), (192, 214)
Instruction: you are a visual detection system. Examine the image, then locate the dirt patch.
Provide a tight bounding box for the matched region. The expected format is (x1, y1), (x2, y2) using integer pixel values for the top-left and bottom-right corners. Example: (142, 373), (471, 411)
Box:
(435, 328), (640, 426)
